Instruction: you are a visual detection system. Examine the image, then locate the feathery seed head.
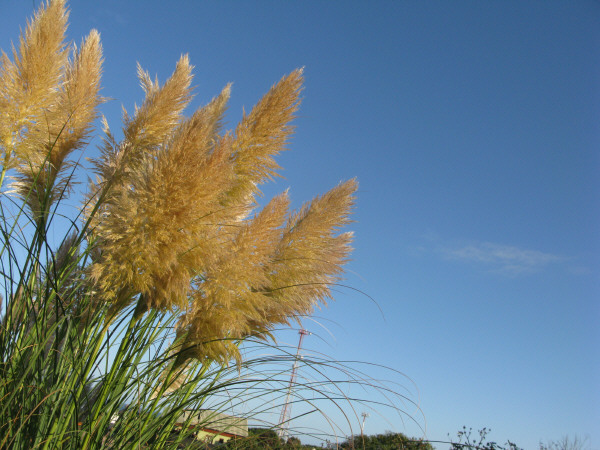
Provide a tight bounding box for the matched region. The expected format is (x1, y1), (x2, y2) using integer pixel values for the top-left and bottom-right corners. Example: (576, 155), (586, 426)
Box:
(0, 0), (68, 169)
(123, 55), (193, 152)
(227, 68), (304, 203)
(173, 180), (357, 365)
(79, 49), (353, 365)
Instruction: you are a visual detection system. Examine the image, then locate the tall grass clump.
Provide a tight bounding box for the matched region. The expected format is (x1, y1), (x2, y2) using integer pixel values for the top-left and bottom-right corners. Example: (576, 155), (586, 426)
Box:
(0, 1), (423, 448)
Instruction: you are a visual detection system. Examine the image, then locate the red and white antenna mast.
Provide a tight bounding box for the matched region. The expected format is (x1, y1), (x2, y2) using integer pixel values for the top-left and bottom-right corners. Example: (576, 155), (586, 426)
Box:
(278, 329), (310, 441)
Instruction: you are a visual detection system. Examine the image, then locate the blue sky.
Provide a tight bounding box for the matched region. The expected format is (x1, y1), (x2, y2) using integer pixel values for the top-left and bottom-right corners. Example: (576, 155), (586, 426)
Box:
(1, 1), (598, 448)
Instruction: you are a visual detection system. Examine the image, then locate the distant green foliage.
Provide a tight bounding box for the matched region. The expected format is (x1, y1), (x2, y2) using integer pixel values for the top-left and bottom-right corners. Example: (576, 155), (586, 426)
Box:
(227, 429), (318, 449)
(341, 431), (434, 449)
(226, 428), (297, 449)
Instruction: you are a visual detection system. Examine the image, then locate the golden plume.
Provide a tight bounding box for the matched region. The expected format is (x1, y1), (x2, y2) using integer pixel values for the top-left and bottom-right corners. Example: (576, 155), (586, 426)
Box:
(0, 0), (103, 221)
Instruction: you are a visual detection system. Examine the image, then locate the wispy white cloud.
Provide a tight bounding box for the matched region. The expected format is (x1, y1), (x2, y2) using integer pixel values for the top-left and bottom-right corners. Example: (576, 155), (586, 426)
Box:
(442, 241), (563, 275)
